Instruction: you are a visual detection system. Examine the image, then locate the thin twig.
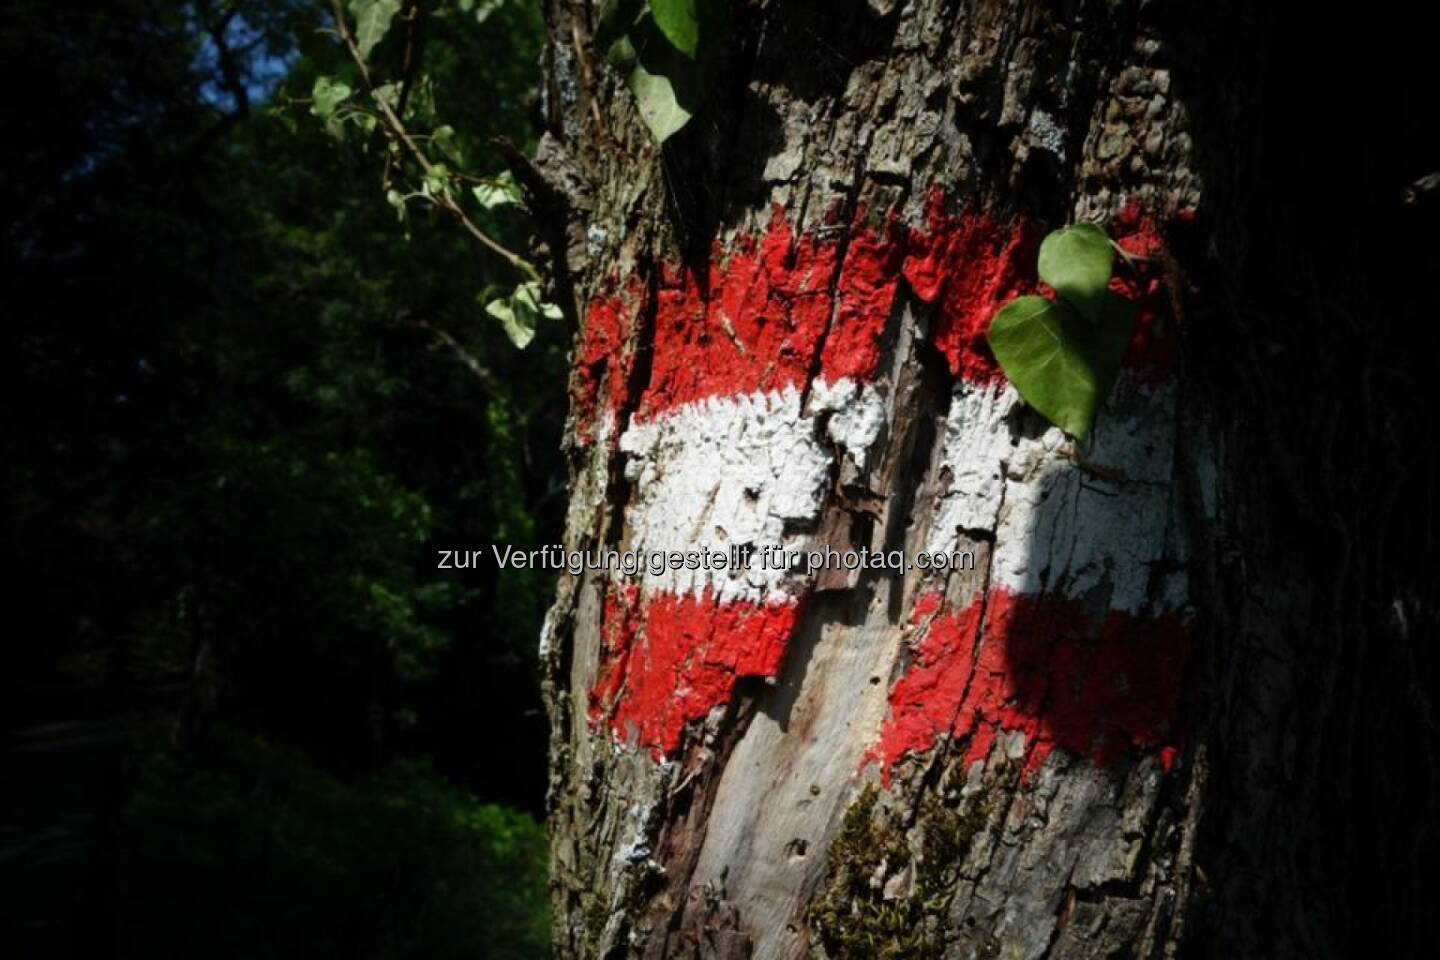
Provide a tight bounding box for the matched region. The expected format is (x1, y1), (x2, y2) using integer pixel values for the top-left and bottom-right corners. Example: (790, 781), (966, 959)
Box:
(395, 0), (424, 119)
(412, 318), (499, 393)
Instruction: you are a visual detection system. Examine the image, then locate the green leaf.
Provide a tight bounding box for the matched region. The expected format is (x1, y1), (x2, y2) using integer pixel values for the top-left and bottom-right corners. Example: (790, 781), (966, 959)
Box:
(385, 188), (407, 221)
(484, 299), (529, 348)
(422, 163), (452, 199)
(606, 32), (638, 72)
(1037, 222), (1114, 324)
(472, 171), (523, 209)
(472, 0), (504, 22)
(985, 292), (1136, 439)
(626, 61), (692, 142)
(514, 282), (563, 321)
(485, 282), (559, 349)
(626, 13), (708, 142)
(350, 0), (402, 60)
(649, 0), (700, 57)
(310, 76), (352, 119)
(371, 81), (400, 110)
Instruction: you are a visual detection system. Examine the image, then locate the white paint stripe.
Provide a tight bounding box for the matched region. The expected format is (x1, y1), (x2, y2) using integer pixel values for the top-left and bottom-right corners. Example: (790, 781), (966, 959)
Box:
(810, 377), (888, 470)
(925, 375), (1188, 615)
(618, 386), (832, 603)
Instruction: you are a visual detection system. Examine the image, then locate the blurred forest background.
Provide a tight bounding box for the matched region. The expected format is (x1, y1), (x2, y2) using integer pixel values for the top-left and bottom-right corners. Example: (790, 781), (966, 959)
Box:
(2, 1), (560, 956)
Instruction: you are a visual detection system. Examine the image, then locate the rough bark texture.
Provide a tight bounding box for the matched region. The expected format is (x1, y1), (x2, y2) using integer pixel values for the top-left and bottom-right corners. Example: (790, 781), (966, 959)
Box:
(531, 2), (1438, 958)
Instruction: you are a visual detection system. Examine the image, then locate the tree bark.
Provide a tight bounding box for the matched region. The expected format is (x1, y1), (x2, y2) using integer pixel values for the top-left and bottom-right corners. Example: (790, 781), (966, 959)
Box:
(534, 2), (1438, 957)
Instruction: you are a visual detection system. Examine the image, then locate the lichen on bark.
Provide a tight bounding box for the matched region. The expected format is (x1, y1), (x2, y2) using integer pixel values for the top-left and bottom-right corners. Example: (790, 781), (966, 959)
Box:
(810, 766), (1003, 960)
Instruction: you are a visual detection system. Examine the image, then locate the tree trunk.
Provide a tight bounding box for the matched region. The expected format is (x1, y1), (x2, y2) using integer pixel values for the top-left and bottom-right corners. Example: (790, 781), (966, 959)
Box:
(533, 2), (1438, 957)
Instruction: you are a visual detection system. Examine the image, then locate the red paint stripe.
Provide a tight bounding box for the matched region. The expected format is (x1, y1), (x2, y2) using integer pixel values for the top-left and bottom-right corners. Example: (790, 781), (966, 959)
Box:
(868, 589), (1190, 783)
(817, 222), (907, 383)
(638, 211), (893, 422)
(588, 586), (801, 757)
(1111, 202), (1179, 381)
(574, 198), (1178, 443)
(642, 211), (835, 423)
(572, 283), (639, 445)
(901, 197), (1043, 384)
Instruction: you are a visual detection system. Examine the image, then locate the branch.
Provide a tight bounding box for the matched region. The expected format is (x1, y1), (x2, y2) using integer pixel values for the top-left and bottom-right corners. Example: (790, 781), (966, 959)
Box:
(327, 0), (538, 281)
(188, 0), (252, 155)
(395, 0), (425, 119)
(411, 318), (499, 393)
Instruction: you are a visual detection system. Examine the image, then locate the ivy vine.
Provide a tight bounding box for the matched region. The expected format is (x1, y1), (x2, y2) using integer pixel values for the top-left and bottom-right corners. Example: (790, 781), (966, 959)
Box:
(308, 0), (559, 349)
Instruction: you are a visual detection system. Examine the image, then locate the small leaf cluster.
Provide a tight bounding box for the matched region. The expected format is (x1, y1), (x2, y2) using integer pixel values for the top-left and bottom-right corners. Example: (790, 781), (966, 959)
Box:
(595, 0), (729, 142)
(986, 223), (1138, 440)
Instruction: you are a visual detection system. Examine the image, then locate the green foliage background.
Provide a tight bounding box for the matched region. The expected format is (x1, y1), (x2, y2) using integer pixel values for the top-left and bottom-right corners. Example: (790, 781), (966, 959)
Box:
(2, 1), (559, 955)
(118, 725), (548, 959)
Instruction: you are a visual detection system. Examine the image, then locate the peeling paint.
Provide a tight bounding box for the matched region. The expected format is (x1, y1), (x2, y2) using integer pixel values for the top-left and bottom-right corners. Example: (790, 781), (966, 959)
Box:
(572, 285), (638, 446)
(902, 194), (1042, 384)
(811, 378), (887, 468)
(588, 584), (801, 757)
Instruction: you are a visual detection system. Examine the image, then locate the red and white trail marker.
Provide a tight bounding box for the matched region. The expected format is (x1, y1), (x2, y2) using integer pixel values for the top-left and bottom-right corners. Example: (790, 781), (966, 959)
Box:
(579, 199), (1193, 779)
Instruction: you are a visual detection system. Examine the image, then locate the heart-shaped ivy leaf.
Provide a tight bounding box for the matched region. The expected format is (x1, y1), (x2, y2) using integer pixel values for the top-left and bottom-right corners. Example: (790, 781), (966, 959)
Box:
(473, 171), (523, 210)
(350, 0), (401, 60)
(1037, 222), (1114, 325)
(627, 64), (693, 142)
(630, 13), (710, 142)
(986, 292), (1136, 440)
(594, 0), (727, 143)
(485, 281), (562, 349)
(310, 76), (352, 119)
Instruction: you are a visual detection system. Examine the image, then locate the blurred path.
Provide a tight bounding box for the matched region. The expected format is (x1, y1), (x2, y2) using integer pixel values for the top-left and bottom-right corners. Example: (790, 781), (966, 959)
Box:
(0, 705), (128, 959)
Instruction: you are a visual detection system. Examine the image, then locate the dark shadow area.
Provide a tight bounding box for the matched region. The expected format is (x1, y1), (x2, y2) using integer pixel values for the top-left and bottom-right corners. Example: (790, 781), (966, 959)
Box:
(0, 704), (126, 960)
(1002, 2), (1440, 954)
(1166, 3), (1440, 957)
